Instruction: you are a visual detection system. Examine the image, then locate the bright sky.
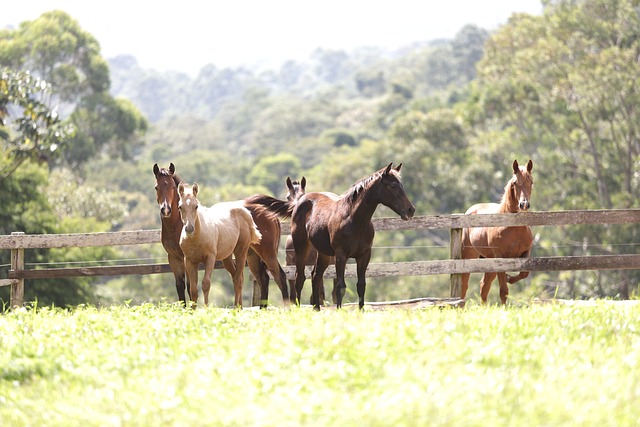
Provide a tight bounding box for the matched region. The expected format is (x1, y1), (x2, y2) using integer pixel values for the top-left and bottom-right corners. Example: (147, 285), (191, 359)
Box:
(4, 0), (542, 76)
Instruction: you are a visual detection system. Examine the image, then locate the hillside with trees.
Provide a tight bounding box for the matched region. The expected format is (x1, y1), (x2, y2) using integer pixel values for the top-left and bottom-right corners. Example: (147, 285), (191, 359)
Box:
(1, 0), (639, 308)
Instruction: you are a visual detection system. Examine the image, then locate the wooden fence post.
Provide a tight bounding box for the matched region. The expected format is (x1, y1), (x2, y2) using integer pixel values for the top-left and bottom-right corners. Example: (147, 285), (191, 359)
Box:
(10, 231), (25, 310)
(449, 227), (463, 298)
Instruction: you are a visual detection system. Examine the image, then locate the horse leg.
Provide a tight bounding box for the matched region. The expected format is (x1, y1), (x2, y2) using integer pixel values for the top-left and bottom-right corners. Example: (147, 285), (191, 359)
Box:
(479, 272), (497, 304)
(184, 259), (199, 309)
(497, 272), (509, 305)
(272, 264), (291, 307)
(201, 257), (217, 307)
(293, 239), (311, 306)
(232, 246), (250, 309)
(507, 249), (531, 284)
(355, 250), (372, 310)
(507, 271), (530, 284)
(461, 273), (470, 300)
(333, 252), (348, 309)
(311, 253), (331, 311)
(221, 256), (236, 305)
(168, 253), (187, 306)
(331, 278), (338, 304)
(262, 256), (291, 308)
(247, 250), (270, 308)
(285, 237), (297, 305)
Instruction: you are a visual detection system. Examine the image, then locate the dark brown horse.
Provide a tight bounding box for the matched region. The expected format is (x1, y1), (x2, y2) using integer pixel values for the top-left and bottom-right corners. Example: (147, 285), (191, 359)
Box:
(251, 163), (415, 310)
(284, 177), (338, 305)
(153, 163), (290, 308)
(461, 159), (534, 304)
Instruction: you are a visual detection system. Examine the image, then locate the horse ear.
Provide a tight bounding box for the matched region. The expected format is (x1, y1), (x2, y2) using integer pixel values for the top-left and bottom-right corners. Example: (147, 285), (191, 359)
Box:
(169, 163), (175, 174)
(394, 163), (403, 173)
(286, 177), (293, 191)
(178, 182), (186, 197)
(512, 159), (520, 174)
(192, 182), (199, 196)
(384, 163), (393, 175)
(301, 176), (306, 190)
(527, 159), (533, 172)
(153, 163), (160, 177)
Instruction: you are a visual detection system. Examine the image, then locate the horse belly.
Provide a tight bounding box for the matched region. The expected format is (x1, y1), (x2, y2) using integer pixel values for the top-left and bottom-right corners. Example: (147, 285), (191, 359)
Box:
(488, 227), (533, 258)
(310, 233), (335, 257)
(466, 227), (492, 258)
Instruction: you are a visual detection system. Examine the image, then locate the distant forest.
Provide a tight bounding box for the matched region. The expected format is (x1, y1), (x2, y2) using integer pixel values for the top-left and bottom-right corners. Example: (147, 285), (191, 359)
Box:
(2, 0), (639, 307)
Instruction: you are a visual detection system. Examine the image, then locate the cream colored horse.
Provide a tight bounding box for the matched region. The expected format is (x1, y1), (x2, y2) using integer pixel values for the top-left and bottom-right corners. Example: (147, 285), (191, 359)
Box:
(178, 182), (261, 308)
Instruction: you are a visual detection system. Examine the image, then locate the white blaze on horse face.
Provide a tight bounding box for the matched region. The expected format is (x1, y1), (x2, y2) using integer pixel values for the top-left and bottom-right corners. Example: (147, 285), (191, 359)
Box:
(180, 194), (198, 235)
(514, 170), (533, 212)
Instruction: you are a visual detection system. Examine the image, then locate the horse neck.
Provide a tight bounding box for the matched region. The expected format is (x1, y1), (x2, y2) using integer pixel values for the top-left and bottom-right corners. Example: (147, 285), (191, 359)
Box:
(499, 181), (519, 214)
(343, 187), (379, 225)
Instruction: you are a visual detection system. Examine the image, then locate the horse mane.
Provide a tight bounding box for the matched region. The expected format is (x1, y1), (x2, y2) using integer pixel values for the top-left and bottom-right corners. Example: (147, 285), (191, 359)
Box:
(344, 167), (398, 202)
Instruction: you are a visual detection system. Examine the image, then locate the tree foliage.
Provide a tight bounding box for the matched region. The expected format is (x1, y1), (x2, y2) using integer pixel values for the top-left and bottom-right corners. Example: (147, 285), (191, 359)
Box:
(0, 11), (147, 170)
(0, 67), (73, 179)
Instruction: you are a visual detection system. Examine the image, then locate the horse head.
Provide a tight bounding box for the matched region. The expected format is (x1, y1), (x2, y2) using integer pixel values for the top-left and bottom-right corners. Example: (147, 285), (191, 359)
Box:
(286, 176), (306, 202)
(178, 182), (200, 235)
(510, 159), (534, 212)
(153, 163), (178, 218)
(379, 163), (415, 220)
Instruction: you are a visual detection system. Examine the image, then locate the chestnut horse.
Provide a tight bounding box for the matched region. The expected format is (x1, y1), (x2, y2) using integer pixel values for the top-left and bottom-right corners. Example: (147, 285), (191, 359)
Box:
(154, 163), (290, 308)
(178, 182), (261, 308)
(153, 163), (189, 306)
(461, 159), (534, 304)
(252, 163), (415, 310)
(284, 177), (338, 305)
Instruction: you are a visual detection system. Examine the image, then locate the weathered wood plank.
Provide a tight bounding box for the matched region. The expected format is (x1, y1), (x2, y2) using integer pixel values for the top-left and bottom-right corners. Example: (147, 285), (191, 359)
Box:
(9, 261), (225, 279)
(0, 278), (18, 288)
(0, 229), (160, 249)
(280, 255), (640, 279)
(6, 254), (639, 282)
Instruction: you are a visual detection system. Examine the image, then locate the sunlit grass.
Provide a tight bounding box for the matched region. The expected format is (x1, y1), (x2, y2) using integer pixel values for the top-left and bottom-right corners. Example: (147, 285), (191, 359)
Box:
(1, 302), (639, 426)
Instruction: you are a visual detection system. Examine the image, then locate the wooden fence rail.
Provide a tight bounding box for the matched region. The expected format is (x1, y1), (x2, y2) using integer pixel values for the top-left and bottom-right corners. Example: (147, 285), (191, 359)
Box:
(1, 209), (639, 308)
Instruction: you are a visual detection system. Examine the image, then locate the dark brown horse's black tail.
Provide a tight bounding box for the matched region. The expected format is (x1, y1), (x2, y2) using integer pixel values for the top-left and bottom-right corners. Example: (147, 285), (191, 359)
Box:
(244, 194), (294, 220)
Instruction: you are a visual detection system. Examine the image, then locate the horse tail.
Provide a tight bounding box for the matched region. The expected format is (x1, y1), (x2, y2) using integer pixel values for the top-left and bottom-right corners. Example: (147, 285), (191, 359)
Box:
(238, 207), (262, 245)
(244, 194), (294, 220)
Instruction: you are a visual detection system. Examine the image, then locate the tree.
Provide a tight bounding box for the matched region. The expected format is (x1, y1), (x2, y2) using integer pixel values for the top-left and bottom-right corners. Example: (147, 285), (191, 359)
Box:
(470, 0), (640, 298)
(0, 67), (72, 179)
(247, 153), (301, 196)
(0, 11), (147, 170)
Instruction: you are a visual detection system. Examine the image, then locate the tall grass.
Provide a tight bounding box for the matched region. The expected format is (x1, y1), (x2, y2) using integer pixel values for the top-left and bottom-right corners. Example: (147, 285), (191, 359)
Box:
(1, 302), (639, 426)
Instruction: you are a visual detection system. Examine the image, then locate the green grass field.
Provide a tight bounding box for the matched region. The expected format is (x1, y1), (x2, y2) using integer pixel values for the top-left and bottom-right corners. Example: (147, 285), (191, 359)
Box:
(1, 301), (639, 426)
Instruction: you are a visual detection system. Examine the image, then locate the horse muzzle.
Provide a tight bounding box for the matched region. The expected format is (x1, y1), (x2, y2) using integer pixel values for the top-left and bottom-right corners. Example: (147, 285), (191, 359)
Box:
(400, 205), (416, 220)
(184, 224), (195, 235)
(159, 203), (172, 217)
(519, 200), (531, 211)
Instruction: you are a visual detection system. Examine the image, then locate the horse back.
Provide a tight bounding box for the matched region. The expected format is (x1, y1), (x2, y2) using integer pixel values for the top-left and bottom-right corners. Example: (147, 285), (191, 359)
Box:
(465, 202), (499, 215)
(292, 194), (335, 256)
(199, 202), (257, 257)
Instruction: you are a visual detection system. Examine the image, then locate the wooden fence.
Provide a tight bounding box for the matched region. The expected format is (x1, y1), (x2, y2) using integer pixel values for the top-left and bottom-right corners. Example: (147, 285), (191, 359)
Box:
(1, 209), (639, 309)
